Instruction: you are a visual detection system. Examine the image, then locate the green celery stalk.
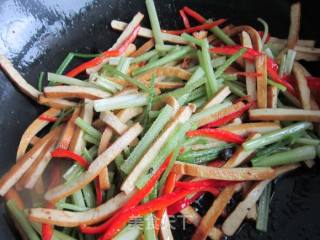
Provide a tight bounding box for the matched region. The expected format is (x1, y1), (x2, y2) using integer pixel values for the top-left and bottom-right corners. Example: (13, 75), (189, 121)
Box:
(224, 81), (246, 97)
(252, 145), (316, 167)
(6, 200), (40, 240)
(145, 0), (164, 50)
(256, 183), (271, 232)
(132, 46), (192, 76)
(103, 65), (149, 92)
(201, 39), (218, 96)
(37, 72), (45, 91)
(121, 105), (174, 174)
(83, 134), (100, 146)
(295, 138), (320, 145)
(48, 72), (93, 87)
(192, 96), (207, 108)
(142, 74), (156, 129)
(210, 27), (236, 45)
(132, 50), (158, 64)
(243, 122), (312, 151)
(181, 33), (203, 46)
(136, 122), (192, 188)
(75, 117), (101, 141)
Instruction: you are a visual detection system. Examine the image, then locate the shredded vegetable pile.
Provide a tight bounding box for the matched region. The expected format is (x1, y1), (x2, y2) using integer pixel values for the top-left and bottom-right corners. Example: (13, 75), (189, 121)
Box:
(1, 1), (320, 240)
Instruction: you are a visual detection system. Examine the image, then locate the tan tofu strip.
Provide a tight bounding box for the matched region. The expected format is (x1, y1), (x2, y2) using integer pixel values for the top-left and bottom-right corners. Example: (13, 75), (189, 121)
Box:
(44, 86), (111, 100)
(0, 54), (40, 100)
(111, 20), (187, 45)
(29, 191), (134, 227)
(241, 31), (257, 100)
(44, 123), (143, 202)
(180, 206), (223, 240)
(121, 105), (194, 194)
(202, 86), (231, 110)
(292, 62), (311, 110)
(160, 211), (174, 240)
(249, 108), (320, 122)
(0, 126), (62, 196)
(219, 122), (280, 136)
(38, 95), (77, 109)
(172, 162), (275, 181)
(130, 39), (155, 57)
(222, 164), (300, 236)
(267, 86), (278, 108)
(256, 54), (268, 108)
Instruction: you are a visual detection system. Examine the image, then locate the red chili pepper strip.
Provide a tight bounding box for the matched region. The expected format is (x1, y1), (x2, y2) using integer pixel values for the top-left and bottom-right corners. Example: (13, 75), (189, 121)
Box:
(183, 6), (206, 23)
(187, 128), (245, 144)
(100, 188), (200, 240)
(42, 223), (53, 240)
(163, 19), (226, 35)
(80, 152), (174, 234)
(175, 179), (233, 191)
(306, 76), (320, 90)
(179, 9), (191, 28)
(95, 179), (103, 206)
(66, 25), (140, 77)
(154, 172), (177, 235)
(204, 102), (253, 128)
(39, 115), (58, 122)
(167, 191), (203, 215)
(210, 46), (261, 61)
(51, 149), (89, 169)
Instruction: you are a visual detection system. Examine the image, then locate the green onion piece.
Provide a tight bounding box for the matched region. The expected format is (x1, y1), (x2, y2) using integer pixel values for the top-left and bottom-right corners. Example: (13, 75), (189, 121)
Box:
(113, 224), (142, 240)
(132, 46), (192, 76)
(57, 202), (89, 212)
(294, 137), (320, 145)
(75, 117), (102, 141)
(215, 48), (247, 78)
(56, 53), (74, 75)
(6, 200), (40, 240)
(48, 72), (93, 87)
(83, 134), (100, 146)
(201, 39), (218, 97)
(256, 183), (271, 232)
(145, 0), (164, 50)
(94, 94), (148, 112)
(243, 122), (312, 151)
(72, 52), (101, 58)
(132, 50), (158, 64)
(181, 33), (203, 46)
(32, 222), (77, 240)
(252, 145), (316, 167)
(190, 102), (232, 123)
(267, 79), (287, 91)
(257, 18), (269, 46)
(121, 105), (174, 174)
(136, 122), (192, 188)
(210, 27), (236, 45)
(103, 65), (149, 92)
(37, 72), (45, 91)
(224, 81), (246, 97)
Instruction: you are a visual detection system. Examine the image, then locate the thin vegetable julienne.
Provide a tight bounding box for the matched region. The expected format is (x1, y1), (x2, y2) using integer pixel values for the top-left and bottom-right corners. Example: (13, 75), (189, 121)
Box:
(37, 72), (45, 91)
(256, 183), (271, 232)
(243, 122), (312, 151)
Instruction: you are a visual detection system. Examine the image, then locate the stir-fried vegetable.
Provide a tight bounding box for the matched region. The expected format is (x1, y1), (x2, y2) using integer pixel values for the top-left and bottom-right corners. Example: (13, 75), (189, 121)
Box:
(1, 2), (319, 240)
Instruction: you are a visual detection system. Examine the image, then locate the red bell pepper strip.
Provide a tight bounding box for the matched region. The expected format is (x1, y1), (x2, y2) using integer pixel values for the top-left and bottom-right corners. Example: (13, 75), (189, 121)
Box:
(66, 25), (140, 77)
(179, 9), (191, 28)
(100, 188), (199, 240)
(39, 115), (58, 122)
(175, 179), (234, 191)
(42, 222), (53, 240)
(183, 6), (206, 23)
(187, 128), (245, 144)
(154, 172), (177, 235)
(210, 46), (261, 61)
(80, 152), (174, 234)
(51, 148), (89, 169)
(163, 19), (226, 35)
(167, 192), (203, 215)
(95, 179), (103, 206)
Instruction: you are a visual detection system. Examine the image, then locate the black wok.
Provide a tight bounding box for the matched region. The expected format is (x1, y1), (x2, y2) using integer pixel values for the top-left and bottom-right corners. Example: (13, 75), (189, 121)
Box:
(0, 0), (319, 239)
